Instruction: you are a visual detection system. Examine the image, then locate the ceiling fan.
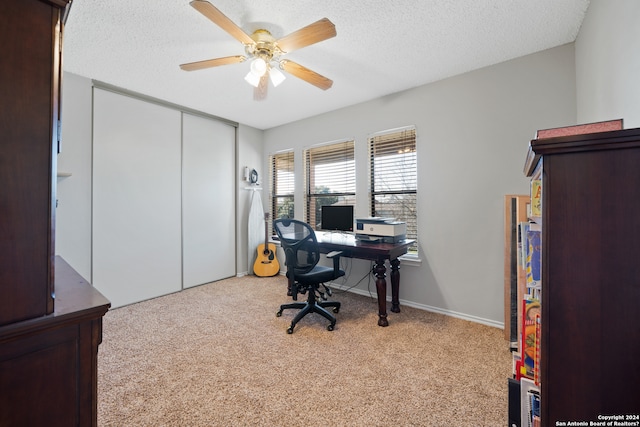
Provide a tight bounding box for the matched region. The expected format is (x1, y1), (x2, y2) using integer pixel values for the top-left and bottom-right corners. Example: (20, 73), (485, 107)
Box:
(180, 0), (336, 100)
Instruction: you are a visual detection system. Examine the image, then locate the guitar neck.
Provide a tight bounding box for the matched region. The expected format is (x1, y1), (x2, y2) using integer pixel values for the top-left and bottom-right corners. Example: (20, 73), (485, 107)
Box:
(263, 214), (270, 253)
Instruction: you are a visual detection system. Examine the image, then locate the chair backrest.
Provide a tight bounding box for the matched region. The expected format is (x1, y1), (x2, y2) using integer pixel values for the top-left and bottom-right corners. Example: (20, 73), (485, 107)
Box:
(273, 219), (320, 275)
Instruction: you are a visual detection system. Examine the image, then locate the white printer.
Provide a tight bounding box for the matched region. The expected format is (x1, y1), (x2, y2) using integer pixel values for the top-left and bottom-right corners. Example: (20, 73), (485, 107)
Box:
(355, 218), (406, 243)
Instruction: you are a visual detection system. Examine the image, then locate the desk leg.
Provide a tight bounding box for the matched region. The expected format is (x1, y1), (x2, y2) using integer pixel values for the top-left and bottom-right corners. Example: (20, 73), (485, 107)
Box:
(390, 258), (401, 313)
(374, 258), (388, 327)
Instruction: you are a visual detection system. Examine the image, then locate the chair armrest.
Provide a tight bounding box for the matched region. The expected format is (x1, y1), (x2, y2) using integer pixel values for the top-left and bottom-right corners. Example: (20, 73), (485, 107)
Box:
(326, 251), (343, 272)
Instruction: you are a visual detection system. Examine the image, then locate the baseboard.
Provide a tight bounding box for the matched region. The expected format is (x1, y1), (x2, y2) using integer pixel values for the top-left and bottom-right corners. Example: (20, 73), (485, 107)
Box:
(237, 271), (286, 278)
(331, 284), (504, 329)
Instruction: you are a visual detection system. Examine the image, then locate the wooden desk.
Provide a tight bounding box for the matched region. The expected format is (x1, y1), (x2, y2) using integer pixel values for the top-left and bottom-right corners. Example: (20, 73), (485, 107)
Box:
(317, 233), (415, 327)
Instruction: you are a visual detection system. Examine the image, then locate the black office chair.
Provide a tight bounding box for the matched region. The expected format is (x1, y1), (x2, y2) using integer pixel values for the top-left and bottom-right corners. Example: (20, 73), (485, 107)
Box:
(273, 219), (344, 333)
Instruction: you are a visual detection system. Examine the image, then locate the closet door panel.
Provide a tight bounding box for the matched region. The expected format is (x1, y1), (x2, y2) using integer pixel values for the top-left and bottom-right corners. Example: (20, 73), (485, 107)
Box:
(182, 113), (236, 287)
(93, 88), (182, 307)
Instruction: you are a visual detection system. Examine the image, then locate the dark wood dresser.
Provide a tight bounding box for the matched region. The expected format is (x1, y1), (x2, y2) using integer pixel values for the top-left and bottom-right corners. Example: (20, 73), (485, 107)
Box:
(0, 258), (110, 426)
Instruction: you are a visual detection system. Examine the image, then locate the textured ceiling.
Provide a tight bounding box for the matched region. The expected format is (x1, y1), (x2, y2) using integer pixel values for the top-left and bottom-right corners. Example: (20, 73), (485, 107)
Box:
(63, 0), (590, 130)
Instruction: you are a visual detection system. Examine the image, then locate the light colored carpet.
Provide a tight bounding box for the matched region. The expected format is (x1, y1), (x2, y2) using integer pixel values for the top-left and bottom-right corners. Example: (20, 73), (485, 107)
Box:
(98, 275), (510, 426)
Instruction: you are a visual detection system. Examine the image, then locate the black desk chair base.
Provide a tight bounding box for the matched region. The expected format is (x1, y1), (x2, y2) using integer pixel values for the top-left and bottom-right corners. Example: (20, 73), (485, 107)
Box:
(276, 287), (341, 333)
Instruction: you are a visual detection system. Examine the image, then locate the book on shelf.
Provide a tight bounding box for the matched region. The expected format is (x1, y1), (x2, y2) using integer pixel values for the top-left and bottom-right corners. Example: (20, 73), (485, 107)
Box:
(529, 388), (541, 427)
(534, 313), (541, 386)
(530, 180), (541, 217)
(525, 228), (541, 296)
(521, 298), (541, 380)
(519, 377), (540, 427)
(513, 354), (522, 379)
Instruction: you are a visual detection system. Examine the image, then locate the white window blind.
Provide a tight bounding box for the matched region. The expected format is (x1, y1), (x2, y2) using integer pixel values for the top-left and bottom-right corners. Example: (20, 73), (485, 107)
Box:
(304, 140), (355, 230)
(369, 127), (417, 252)
(270, 151), (295, 222)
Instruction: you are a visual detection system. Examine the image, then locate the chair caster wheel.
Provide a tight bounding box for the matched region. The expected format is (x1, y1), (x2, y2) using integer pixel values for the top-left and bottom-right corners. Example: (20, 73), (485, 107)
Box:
(287, 327), (294, 334)
(333, 308), (340, 313)
(276, 310), (282, 317)
(327, 324), (334, 331)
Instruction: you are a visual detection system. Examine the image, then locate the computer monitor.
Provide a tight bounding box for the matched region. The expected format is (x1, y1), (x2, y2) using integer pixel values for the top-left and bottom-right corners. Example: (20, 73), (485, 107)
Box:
(320, 205), (354, 232)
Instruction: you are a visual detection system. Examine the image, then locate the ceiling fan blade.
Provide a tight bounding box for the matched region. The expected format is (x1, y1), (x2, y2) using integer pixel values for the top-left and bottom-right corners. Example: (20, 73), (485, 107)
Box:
(179, 55), (246, 71)
(280, 60), (333, 90)
(254, 74), (268, 101)
(190, 0), (254, 45)
(276, 18), (336, 53)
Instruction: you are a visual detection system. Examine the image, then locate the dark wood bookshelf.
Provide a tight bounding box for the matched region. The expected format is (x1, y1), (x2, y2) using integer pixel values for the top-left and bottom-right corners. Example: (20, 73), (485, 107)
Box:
(523, 127), (640, 425)
(1, 1), (111, 425)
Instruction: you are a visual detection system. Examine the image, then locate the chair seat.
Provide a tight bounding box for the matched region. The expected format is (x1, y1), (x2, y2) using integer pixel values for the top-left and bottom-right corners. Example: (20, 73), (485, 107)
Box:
(295, 265), (345, 286)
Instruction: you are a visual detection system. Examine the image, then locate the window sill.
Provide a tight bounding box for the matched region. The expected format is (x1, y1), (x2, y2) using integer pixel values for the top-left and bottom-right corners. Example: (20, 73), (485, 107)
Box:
(399, 254), (422, 267)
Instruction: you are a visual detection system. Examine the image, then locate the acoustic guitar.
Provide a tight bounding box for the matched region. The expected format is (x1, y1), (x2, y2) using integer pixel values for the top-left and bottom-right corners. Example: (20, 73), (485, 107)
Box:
(253, 213), (280, 277)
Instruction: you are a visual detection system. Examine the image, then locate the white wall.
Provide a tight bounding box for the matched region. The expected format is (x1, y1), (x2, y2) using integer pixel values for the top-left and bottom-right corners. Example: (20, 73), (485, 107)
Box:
(262, 44), (577, 327)
(57, 72), (93, 280)
(236, 124), (265, 276)
(575, 0), (640, 128)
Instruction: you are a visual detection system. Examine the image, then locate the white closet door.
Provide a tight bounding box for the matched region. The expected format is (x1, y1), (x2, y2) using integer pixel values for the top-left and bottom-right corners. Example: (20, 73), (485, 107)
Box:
(182, 113), (236, 287)
(93, 88), (182, 308)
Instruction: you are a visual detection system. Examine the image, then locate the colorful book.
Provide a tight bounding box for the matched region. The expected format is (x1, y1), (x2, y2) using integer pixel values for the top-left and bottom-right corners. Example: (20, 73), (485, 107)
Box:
(525, 229), (541, 292)
(519, 377), (539, 427)
(530, 180), (542, 217)
(521, 298), (541, 380)
(529, 390), (541, 427)
(534, 313), (541, 386)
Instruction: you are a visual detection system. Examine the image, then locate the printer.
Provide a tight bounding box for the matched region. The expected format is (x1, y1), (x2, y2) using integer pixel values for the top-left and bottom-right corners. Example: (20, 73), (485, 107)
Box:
(355, 218), (406, 243)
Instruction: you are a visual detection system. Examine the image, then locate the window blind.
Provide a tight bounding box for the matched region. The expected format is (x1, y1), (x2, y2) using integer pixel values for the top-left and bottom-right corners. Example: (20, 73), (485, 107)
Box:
(270, 151), (295, 223)
(369, 127), (417, 252)
(304, 140), (355, 229)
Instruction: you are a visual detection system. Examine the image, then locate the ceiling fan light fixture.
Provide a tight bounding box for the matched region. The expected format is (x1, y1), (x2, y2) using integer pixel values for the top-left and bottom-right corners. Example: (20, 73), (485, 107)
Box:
(249, 57), (267, 77)
(181, 2), (337, 98)
(244, 71), (261, 87)
(269, 66), (286, 87)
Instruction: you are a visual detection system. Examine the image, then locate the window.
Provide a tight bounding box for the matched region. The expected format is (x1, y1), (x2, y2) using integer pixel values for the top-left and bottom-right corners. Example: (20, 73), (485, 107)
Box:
(304, 140), (355, 230)
(369, 127), (417, 253)
(270, 151), (295, 223)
